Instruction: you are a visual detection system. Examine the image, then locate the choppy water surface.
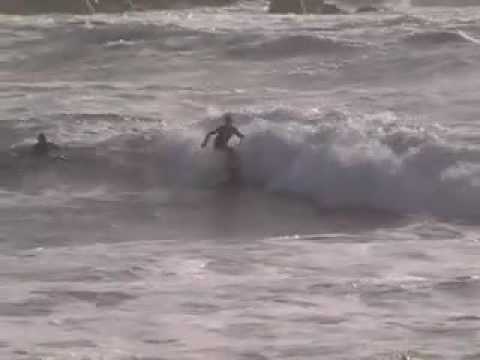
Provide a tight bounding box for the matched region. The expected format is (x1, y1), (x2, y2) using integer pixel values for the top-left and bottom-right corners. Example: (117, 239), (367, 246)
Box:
(1, 1), (480, 359)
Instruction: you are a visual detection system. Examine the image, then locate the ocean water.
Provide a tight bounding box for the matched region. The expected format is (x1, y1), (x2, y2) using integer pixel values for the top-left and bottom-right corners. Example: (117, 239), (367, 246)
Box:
(1, 1), (480, 359)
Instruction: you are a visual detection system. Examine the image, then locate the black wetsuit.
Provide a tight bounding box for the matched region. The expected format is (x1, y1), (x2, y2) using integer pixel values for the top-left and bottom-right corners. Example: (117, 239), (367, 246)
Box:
(212, 125), (243, 150)
(32, 142), (58, 156)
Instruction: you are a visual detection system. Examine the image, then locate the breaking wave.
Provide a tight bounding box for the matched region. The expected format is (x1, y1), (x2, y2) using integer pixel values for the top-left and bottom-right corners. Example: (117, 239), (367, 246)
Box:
(5, 109), (480, 221)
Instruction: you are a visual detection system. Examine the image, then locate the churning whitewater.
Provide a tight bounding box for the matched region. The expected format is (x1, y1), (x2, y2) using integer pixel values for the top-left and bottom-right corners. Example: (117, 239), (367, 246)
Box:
(1, 1), (480, 360)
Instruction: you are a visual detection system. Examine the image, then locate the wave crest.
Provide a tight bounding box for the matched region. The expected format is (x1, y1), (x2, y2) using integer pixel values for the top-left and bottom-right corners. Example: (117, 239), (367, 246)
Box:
(404, 30), (477, 47)
(227, 35), (361, 60)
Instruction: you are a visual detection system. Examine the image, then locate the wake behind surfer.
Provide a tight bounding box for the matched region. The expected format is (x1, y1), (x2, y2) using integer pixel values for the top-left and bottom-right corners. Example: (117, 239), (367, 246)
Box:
(201, 114), (245, 179)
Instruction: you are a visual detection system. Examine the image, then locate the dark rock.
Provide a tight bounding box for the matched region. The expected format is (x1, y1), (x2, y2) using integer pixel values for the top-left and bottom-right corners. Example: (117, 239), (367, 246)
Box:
(0, 0), (238, 14)
(269, 0), (306, 14)
(356, 6), (379, 13)
(269, 0), (344, 15)
(320, 3), (343, 14)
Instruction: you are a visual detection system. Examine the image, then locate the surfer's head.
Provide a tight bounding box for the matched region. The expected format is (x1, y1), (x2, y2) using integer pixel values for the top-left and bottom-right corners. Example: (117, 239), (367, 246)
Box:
(224, 113), (233, 125)
(37, 133), (47, 144)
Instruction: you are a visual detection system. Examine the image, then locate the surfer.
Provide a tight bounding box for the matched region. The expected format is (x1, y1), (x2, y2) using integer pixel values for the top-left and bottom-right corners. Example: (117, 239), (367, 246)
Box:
(32, 133), (60, 156)
(201, 114), (245, 181)
(201, 114), (245, 152)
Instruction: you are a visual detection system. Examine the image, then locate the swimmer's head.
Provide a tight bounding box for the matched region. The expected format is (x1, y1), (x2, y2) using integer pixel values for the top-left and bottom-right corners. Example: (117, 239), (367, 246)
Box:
(37, 133), (47, 143)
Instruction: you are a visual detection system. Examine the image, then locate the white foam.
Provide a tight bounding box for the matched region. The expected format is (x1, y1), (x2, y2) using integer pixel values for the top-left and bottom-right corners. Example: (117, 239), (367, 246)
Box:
(186, 109), (480, 218)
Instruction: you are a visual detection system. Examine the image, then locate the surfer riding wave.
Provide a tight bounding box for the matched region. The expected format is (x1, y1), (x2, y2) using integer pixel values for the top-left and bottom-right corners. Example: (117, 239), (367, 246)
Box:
(201, 113), (245, 180)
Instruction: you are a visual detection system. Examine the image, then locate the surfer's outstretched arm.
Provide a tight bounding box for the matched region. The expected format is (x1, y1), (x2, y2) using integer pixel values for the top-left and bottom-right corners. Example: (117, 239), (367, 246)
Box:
(201, 129), (218, 148)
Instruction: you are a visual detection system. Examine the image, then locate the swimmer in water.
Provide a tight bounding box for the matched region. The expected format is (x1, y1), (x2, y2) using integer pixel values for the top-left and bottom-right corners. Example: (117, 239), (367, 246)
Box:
(32, 133), (60, 156)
